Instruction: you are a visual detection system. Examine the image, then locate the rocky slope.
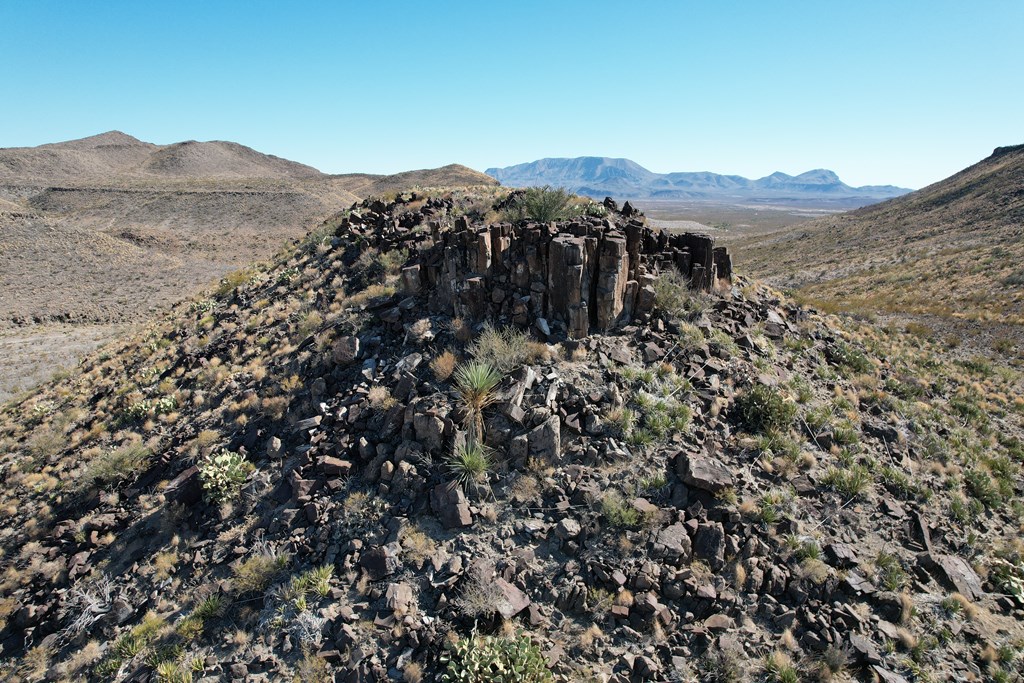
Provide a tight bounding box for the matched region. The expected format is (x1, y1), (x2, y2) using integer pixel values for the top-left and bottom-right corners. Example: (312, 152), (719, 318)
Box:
(0, 192), (1022, 682)
(485, 157), (910, 205)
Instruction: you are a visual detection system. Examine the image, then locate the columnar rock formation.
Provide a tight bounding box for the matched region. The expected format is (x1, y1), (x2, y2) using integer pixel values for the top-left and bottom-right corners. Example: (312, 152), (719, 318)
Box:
(345, 196), (732, 339)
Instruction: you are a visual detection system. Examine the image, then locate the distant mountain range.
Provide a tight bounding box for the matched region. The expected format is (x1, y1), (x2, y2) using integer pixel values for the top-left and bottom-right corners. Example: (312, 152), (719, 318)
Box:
(486, 157), (911, 205)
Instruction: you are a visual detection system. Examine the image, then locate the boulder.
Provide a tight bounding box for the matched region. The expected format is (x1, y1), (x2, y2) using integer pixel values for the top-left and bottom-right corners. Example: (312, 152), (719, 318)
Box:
(676, 449), (734, 493)
(652, 523), (692, 564)
(413, 413), (445, 452)
(494, 578), (531, 619)
(528, 415), (561, 461)
(332, 336), (360, 364)
(693, 522), (726, 571)
(430, 482), (472, 529)
(359, 545), (400, 581)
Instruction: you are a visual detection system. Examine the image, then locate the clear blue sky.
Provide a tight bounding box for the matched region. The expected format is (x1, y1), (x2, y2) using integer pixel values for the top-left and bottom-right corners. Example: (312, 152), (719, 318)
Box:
(2, 0), (1021, 189)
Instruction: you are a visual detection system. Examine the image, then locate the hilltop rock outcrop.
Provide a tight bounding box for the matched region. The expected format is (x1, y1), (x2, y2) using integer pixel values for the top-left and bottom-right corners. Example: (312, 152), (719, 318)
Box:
(340, 195), (732, 339)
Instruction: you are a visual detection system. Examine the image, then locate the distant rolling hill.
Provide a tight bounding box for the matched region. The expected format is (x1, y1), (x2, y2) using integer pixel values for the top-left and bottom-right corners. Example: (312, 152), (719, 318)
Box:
(0, 131), (496, 398)
(732, 144), (1024, 347)
(486, 156), (910, 206)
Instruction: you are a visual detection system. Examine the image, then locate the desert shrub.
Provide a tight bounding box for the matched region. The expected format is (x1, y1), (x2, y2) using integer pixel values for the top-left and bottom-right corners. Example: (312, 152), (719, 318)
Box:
(653, 268), (692, 319)
(349, 247), (408, 291)
(454, 361), (501, 442)
(965, 468), (1003, 509)
(441, 631), (551, 683)
(698, 646), (745, 683)
(820, 464), (872, 499)
(232, 547), (288, 594)
(756, 487), (795, 526)
(989, 555), (1024, 605)
(198, 450), (253, 504)
(737, 384), (796, 434)
(216, 268), (257, 296)
(828, 340), (873, 375)
(600, 491), (643, 528)
(1001, 270), (1024, 287)
(874, 551), (908, 591)
(762, 651), (799, 683)
(26, 427), (64, 462)
(469, 324), (535, 373)
(80, 443), (152, 490)
(500, 185), (574, 223)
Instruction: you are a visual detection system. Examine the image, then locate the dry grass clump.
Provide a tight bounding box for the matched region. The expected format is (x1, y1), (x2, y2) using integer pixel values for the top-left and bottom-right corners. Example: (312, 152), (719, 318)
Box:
(367, 386), (397, 410)
(469, 324), (543, 373)
(78, 442), (152, 491)
(402, 661), (424, 683)
(430, 350), (457, 381)
(399, 525), (437, 567)
(232, 546), (288, 594)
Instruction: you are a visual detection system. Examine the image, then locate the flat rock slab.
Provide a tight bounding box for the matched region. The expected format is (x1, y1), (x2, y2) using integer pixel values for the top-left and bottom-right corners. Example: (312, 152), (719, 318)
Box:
(704, 614), (734, 631)
(932, 553), (984, 601)
(494, 577), (531, 619)
(677, 450), (734, 493)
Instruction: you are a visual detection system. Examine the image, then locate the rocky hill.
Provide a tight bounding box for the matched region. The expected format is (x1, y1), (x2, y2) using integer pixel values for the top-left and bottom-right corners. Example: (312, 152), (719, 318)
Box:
(486, 157), (910, 206)
(732, 144), (1024, 351)
(0, 191), (1021, 682)
(0, 133), (496, 400)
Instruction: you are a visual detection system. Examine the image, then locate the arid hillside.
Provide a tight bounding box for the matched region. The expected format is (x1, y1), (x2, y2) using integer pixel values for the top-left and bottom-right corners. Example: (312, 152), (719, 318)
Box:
(1, 191), (1022, 682)
(731, 144), (1024, 353)
(0, 132), (496, 398)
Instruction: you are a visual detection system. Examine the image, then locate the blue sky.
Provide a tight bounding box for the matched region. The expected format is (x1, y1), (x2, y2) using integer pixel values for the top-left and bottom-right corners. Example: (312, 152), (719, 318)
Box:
(1, 0), (1021, 188)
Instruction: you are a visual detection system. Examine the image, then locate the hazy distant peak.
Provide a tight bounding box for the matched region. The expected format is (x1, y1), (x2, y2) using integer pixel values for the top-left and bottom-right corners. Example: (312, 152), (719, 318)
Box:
(487, 156), (910, 203)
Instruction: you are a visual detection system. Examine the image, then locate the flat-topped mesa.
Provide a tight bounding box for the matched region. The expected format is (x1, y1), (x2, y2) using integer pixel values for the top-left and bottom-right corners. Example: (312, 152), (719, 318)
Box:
(394, 207), (731, 340)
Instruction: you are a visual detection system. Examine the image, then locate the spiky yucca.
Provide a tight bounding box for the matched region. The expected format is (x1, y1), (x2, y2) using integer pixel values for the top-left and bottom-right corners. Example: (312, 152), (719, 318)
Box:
(454, 361), (501, 443)
(445, 442), (492, 488)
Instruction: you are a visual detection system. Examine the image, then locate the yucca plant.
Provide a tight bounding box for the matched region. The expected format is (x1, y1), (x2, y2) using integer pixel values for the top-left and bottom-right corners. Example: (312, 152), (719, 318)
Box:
(501, 186), (575, 223)
(454, 361), (501, 444)
(445, 442), (493, 489)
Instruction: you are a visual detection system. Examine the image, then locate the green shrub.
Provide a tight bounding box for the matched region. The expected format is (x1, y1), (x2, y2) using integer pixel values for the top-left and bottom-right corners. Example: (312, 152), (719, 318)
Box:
(441, 631), (551, 683)
(198, 450), (253, 504)
(500, 186), (574, 223)
(653, 268), (692, 319)
(989, 555), (1024, 605)
(216, 268), (257, 296)
(874, 551), (908, 591)
(600, 491), (643, 528)
(965, 468), (1003, 509)
(454, 360), (501, 442)
(820, 464), (872, 499)
(232, 548), (288, 594)
(828, 340), (873, 375)
(737, 384), (797, 434)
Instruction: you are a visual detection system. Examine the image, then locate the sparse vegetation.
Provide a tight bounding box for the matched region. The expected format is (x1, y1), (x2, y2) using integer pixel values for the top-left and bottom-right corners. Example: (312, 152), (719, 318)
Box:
(79, 442), (152, 491)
